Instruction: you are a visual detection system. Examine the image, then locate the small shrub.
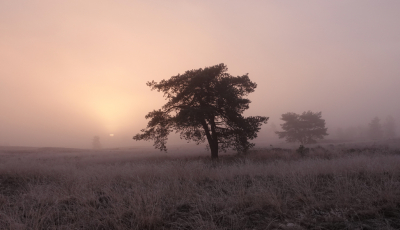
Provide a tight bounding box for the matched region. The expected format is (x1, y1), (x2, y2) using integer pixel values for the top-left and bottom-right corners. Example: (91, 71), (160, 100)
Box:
(296, 145), (309, 157)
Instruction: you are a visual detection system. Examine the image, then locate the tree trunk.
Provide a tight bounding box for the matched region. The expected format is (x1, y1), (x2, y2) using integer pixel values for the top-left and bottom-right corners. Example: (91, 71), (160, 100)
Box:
(200, 118), (219, 159)
(209, 117), (219, 160)
(210, 141), (219, 160)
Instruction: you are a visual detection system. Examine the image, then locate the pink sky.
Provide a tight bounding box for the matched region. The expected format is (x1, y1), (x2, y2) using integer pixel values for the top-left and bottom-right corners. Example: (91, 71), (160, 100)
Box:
(1, 1), (399, 148)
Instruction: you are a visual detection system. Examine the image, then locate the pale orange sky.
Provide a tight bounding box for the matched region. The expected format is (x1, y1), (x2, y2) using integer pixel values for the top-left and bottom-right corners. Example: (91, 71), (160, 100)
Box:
(1, 1), (399, 148)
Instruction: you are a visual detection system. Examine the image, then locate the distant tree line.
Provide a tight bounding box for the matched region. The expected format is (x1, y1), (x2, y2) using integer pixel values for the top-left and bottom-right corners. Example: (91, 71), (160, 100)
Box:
(335, 116), (396, 141)
(368, 116), (396, 140)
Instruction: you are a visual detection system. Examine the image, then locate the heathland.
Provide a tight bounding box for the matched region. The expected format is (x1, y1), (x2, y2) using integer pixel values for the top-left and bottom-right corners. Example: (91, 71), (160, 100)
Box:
(0, 142), (400, 230)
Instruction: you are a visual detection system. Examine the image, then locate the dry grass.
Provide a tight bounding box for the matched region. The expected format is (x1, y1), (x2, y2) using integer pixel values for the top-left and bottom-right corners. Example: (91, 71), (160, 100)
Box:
(0, 145), (400, 229)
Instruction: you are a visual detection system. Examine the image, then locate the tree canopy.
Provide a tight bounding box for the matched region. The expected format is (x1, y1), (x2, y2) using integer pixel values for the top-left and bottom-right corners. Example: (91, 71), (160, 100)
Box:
(133, 63), (268, 159)
(275, 111), (328, 145)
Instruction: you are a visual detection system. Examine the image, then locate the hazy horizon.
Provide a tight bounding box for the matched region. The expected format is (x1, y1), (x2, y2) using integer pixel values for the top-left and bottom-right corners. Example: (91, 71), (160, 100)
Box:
(1, 1), (399, 148)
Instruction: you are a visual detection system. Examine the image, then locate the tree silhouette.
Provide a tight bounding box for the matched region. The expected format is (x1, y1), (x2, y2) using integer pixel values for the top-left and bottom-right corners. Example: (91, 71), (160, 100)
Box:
(383, 115), (396, 139)
(368, 117), (383, 140)
(133, 63), (268, 159)
(92, 136), (102, 149)
(275, 111), (328, 145)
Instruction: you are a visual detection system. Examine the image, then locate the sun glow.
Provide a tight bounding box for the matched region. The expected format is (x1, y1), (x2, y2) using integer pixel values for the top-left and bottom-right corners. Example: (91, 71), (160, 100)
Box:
(90, 95), (135, 131)
(67, 84), (139, 133)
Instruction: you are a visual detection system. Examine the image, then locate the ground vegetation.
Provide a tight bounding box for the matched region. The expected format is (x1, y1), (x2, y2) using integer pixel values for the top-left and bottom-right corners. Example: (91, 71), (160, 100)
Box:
(0, 144), (399, 229)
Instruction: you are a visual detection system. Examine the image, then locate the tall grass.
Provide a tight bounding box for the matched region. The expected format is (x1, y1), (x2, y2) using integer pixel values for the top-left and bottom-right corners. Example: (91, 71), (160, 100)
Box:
(0, 147), (399, 229)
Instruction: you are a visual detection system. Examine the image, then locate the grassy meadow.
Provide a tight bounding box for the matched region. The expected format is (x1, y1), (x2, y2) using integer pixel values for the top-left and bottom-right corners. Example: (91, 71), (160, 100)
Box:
(0, 143), (400, 230)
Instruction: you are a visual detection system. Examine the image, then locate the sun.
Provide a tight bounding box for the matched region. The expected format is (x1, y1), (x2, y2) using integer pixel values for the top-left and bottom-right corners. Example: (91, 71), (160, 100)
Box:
(67, 84), (141, 135)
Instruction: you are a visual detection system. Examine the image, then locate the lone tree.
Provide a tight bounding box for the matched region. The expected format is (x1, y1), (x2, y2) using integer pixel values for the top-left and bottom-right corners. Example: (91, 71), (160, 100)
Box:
(275, 111), (328, 145)
(368, 117), (383, 140)
(383, 115), (396, 139)
(92, 136), (102, 149)
(133, 63), (268, 159)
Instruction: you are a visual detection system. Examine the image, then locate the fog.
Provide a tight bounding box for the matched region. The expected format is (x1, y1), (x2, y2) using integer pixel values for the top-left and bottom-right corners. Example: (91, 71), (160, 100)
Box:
(1, 1), (399, 148)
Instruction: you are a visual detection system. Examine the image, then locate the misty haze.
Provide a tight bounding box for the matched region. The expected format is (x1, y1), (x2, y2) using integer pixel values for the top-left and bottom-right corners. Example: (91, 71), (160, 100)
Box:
(1, 1), (400, 229)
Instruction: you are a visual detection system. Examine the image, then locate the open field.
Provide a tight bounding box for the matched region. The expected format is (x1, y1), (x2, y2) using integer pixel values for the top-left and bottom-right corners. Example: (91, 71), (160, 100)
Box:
(0, 144), (400, 229)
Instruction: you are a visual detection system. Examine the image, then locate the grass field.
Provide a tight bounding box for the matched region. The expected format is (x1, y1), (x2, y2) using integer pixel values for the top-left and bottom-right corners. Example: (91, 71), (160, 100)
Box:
(0, 144), (400, 229)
